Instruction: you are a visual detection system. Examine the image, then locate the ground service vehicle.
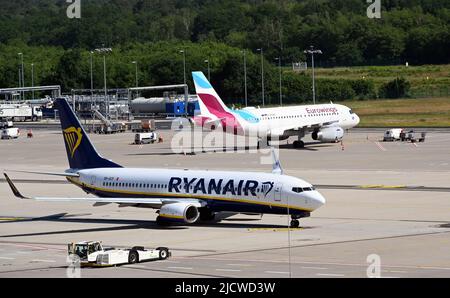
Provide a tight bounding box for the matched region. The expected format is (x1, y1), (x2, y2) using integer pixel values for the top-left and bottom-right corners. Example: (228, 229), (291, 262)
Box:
(1, 121), (19, 139)
(383, 129), (404, 141)
(134, 132), (159, 144)
(67, 241), (170, 267)
(0, 104), (42, 122)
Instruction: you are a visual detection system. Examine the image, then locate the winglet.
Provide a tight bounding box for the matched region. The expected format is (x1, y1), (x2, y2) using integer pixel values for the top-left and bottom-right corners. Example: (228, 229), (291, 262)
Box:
(3, 173), (30, 199)
(271, 147), (283, 175)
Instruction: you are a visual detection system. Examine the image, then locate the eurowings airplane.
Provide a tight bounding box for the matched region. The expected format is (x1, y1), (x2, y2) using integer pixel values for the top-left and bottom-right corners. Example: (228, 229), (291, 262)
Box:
(192, 71), (360, 148)
(4, 98), (325, 227)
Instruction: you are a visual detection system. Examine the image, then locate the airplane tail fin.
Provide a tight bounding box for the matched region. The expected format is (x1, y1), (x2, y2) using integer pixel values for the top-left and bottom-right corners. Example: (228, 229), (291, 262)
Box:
(192, 71), (230, 116)
(55, 98), (122, 170)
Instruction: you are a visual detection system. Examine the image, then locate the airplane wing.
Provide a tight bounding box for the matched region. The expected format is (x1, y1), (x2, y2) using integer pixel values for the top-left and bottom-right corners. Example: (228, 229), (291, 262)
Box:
(3, 173), (204, 209)
(270, 119), (340, 136)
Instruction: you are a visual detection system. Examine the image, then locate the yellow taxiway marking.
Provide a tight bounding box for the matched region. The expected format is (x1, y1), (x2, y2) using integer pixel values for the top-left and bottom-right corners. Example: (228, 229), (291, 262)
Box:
(247, 228), (304, 232)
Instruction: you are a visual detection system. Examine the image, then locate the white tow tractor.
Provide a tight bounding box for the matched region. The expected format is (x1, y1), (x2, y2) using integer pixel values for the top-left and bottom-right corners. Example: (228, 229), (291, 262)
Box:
(68, 241), (170, 267)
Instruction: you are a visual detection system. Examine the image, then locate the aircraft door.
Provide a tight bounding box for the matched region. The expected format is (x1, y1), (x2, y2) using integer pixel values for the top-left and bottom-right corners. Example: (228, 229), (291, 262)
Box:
(273, 183), (282, 202)
(89, 175), (96, 187)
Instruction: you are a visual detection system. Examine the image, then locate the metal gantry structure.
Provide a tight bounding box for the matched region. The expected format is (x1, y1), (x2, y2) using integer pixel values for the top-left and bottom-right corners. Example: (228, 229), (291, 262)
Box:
(0, 86), (61, 101)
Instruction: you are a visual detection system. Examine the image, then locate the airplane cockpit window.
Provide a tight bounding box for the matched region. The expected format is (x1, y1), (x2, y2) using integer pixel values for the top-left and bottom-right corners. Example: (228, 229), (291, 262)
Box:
(292, 187), (315, 193)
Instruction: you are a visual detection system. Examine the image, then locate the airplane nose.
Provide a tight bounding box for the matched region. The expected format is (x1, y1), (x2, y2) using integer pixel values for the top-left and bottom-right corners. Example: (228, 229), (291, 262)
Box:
(354, 114), (360, 126)
(310, 191), (326, 210)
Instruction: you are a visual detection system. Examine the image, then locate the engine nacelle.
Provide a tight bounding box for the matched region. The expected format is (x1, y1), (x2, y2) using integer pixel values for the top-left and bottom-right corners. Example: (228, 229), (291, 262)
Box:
(312, 127), (344, 143)
(158, 203), (200, 224)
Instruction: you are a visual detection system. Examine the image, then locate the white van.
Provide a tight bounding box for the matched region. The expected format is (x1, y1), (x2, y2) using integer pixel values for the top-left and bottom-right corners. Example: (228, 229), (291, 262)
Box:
(135, 132), (158, 144)
(1, 127), (20, 139)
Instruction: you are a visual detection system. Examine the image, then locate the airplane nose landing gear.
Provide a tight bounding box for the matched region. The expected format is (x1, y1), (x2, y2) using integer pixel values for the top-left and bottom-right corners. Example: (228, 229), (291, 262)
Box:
(290, 219), (300, 228)
(290, 212), (310, 228)
(293, 140), (304, 148)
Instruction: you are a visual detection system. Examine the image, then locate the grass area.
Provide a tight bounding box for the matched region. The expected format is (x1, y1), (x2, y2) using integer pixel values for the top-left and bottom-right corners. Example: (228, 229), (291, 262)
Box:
(339, 97), (450, 127)
(312, 64), (450, 97)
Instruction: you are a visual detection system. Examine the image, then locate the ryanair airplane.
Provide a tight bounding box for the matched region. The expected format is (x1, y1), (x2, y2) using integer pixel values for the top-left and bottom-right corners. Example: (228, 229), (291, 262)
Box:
(192, 71), (360, 148)
(4, 98), (325, 227)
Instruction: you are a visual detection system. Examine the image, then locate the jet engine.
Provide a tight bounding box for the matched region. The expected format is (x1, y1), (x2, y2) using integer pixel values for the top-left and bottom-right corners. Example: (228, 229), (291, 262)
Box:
(157, 203), (200, 224)
(312, 127), (344, 143)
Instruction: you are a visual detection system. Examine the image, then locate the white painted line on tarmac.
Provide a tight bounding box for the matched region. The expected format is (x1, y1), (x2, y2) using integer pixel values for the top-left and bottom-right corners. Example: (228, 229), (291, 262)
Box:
(16, 251), (32, 254)
(387, 270), (407, 273)
(129, 265), (147, 269)
(227, 264), (253, 267)
(265, 271), (289, 274)
(316, 273), (345, 277)
(0, 257), (15, 260)
(301, 266), (328, 270)
(216, 269), (242, 272)
(162, 260), (180, 264)
(32, 259), (56, 263)
(167, 266), (193, 270)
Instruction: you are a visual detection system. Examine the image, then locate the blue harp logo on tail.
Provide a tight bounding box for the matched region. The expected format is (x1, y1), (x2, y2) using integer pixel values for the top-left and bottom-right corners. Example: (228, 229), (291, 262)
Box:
(63, 127), (83, 158)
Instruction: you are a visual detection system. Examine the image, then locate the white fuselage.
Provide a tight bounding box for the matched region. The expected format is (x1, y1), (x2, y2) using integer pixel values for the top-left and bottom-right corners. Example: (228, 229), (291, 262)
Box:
(244, 104), (358, 138)
(69, 168), (325, 215)
(198, 103), (360, 139)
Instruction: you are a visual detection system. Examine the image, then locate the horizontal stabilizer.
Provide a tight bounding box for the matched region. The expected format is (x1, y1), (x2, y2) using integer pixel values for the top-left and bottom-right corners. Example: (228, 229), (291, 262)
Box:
(5, 170), (79, 177)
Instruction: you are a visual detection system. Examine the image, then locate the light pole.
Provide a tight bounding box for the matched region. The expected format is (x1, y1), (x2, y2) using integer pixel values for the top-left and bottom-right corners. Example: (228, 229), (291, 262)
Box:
(179, 50), (186, 86)
(242, 50), (248, 107)
(18, 53), (24, 100)
(304, 46), (322, 105)
(204, 59), (210, 82)
(132, 61), (138, 87)
(89, 51), (94, 94)
(275, 57), (282, 106)
(256, 48), (265, 106)
(95, 47), (112, 118)
(31, 63), (35, 99)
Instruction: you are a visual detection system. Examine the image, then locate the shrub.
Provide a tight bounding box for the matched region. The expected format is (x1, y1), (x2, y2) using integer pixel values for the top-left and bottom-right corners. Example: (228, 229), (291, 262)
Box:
(379, 77), (411, 98)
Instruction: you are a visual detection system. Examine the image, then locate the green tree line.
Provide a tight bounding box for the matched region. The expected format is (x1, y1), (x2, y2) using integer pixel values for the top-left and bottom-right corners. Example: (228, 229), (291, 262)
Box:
(0, 41), (407, 104)
(0, 0), (448, 65)
(0, 0), (448, 103)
